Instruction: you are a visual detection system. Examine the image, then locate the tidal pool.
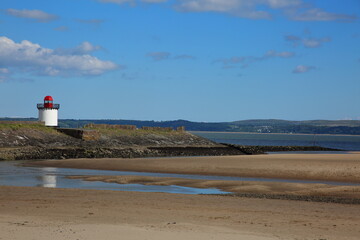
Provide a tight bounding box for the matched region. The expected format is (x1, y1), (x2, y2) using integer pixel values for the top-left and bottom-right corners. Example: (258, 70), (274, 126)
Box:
(0, 161), (229, 194)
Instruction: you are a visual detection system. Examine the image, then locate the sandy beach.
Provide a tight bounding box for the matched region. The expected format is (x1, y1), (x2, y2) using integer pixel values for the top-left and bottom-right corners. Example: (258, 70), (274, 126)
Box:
(1, 186), (360, 240)
(2, 152), (360, 239)
(29, 152), (360, 182)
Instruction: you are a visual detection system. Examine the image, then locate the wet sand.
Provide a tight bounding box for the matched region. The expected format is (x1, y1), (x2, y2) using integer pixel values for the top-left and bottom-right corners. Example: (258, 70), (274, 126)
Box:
(30, 152), (360, 183)
(1, 186), (360, 240)
(67, 174), (360, 202)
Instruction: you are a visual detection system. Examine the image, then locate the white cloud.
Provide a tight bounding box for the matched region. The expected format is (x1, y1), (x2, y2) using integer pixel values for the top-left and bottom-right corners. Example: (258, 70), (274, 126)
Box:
(264, 50), (295, 58)
(0, 68), (9, 74)
(216, 50), (295, 69)
(146, 52), (196, 61)
(266, 0), (302, 8)
(175, 0), (272, 19)
(97, 0), (357, 21)
(174, 0), (356, 21)
(285, 35), (302, 46)
(302, 37), (331, 48)
(55, 42), (103, 55)
(77, 42), (102, 53)
(0, 68), (10, 83)
(0, 36), (119, 79)
(285, 34), (331, 48)
(287, 8), (357, 22)
(292, 65), (316, 73)
(5, 9), (58, 22)
(94, 0), (357, 21)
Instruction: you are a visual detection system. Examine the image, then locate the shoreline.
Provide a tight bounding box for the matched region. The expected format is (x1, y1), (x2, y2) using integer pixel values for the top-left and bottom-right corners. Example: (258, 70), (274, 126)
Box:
(28, 152), (360, 183)
(190, 130), (360, 137)
(0, 144), (339, 161)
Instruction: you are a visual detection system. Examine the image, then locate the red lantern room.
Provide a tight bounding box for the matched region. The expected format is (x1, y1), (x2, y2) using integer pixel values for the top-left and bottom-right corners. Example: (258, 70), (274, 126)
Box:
(37, 95), (60, 127)
(44, 95), (54, 108)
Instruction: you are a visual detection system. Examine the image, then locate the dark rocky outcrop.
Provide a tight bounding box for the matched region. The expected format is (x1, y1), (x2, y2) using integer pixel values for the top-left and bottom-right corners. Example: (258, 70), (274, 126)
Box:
(222, 143), (340, 155)
(0, 122), (246, 160)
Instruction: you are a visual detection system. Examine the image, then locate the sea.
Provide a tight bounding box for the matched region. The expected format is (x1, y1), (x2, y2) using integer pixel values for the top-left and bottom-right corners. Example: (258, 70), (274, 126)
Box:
(191, 131), (360, 151)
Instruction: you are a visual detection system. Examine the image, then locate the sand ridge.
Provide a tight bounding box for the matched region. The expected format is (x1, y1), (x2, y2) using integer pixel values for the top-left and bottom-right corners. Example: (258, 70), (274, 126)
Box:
(29, 152), (360, 183)
(67, 174), (360, 201)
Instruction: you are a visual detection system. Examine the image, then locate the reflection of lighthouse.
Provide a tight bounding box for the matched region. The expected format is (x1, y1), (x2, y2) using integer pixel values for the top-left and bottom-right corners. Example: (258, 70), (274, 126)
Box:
(41, 167), (57, 188)
(37, 96), (60, 127)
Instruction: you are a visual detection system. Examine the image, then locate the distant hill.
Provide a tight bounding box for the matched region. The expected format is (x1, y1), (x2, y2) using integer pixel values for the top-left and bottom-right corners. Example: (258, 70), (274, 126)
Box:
(1, 118), (360, 135)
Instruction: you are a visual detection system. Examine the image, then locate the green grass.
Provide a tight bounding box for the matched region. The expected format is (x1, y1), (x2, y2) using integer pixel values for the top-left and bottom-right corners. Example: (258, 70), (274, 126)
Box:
(0, 122), (58, 133)
(84, 127), (185, 137)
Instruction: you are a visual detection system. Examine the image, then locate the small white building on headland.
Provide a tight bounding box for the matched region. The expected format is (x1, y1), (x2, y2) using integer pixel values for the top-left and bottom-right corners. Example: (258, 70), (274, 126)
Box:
(37, 95), (60, 127)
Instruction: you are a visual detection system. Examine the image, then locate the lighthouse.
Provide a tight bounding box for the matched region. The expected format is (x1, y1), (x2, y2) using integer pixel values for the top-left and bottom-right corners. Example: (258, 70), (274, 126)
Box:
(37, 96), (60, 127)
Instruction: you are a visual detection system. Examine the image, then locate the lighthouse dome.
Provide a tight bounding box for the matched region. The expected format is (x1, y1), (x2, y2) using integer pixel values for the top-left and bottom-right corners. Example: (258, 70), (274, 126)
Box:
(44, 96), (53, 101)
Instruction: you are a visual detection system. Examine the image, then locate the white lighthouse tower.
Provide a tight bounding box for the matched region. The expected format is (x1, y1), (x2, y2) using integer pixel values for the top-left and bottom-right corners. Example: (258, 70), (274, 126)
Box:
(37, 96), (60, 127)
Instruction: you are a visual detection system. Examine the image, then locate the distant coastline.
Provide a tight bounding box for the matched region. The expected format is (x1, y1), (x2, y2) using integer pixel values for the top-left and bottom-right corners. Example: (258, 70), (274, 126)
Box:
(190, 130), (360, 137)
(2, 117), (360, 135)
(191, 131), (360, 151)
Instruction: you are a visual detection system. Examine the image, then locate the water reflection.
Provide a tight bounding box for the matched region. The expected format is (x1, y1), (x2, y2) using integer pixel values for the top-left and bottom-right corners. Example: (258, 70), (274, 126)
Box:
(39, 167), (57, 188)
(0, 161), (229, 194)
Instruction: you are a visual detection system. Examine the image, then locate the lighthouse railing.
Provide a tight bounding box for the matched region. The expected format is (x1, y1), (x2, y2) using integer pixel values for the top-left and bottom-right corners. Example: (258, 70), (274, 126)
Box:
(37, 103), (60, 109)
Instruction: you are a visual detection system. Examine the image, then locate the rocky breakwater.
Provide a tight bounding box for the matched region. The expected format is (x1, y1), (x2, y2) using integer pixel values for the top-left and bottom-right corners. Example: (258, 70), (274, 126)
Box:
(222, 144), (341, 155)
(0, 122), (245, 160)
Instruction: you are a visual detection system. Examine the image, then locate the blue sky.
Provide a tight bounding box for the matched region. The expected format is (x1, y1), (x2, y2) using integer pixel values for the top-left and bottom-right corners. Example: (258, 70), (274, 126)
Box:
(0, 0), (359, 121)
